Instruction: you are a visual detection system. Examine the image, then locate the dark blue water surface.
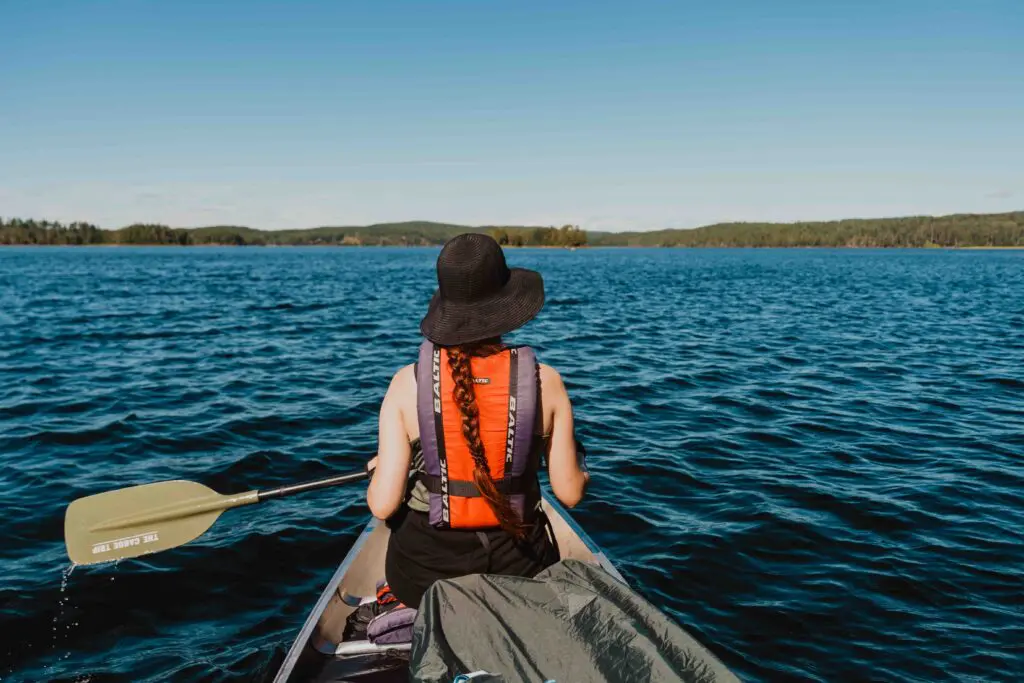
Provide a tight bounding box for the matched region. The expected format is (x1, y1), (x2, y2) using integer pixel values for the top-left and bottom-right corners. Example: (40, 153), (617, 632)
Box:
(2, 247), (1022, 682)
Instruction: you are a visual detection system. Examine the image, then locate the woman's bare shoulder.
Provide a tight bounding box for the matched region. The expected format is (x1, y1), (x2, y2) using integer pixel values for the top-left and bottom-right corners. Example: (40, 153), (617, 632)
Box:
(390, 363), (416, 391)
(383, 364), (418, 435)
(382, 364), (416, 407)
(538, 363), (567, 394)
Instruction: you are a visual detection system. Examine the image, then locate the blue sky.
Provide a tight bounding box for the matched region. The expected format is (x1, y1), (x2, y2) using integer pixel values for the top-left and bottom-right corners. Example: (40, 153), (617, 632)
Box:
(1, 0), (1021, 231)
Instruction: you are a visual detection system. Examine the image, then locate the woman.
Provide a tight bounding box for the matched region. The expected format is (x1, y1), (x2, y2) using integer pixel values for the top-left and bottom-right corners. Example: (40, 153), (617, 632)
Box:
(366, 233), (589, 609)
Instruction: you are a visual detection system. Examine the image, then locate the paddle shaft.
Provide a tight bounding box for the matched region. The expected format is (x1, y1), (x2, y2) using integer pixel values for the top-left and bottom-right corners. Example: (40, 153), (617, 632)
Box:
(258, 469), (371, 501)
(87, 469), (371, 533)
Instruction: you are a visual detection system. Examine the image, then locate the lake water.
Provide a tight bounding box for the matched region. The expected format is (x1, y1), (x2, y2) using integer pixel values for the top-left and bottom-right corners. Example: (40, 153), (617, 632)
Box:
(1, 246), (1022, 682)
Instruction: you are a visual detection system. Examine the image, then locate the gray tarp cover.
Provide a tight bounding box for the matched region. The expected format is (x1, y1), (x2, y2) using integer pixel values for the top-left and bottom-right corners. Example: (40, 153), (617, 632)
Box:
(409, 559), (739, 683)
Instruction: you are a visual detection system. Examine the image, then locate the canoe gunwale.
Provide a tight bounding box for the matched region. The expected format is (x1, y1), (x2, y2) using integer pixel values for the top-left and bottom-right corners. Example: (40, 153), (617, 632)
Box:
(547, 495), (625, 583)
(272, 517), (382, 682)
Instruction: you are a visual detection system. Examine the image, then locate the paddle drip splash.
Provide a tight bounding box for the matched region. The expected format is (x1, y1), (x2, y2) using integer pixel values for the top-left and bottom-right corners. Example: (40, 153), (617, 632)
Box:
(54, 563), (75, 634)
(47, 563), (77, 673)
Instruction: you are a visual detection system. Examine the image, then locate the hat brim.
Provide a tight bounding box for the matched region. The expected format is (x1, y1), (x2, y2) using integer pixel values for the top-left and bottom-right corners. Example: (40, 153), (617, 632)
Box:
(420, 267), (545, 346)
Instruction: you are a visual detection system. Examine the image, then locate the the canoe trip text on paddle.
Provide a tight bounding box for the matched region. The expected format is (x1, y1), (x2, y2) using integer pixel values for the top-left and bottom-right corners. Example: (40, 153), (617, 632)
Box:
(92, 532), (160, 555)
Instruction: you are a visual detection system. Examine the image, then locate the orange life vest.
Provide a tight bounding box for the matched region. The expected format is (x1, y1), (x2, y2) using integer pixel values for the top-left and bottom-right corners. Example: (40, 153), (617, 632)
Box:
(415, 341), (539, 529)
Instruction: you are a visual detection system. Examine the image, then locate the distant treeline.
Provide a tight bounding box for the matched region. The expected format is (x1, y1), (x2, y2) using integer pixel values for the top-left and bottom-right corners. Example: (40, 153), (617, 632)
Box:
(2, 212), (1022, 248)
(0, 219), (586, 247)
(590, 212), (1024, 248)
(489, 225), (586, 247)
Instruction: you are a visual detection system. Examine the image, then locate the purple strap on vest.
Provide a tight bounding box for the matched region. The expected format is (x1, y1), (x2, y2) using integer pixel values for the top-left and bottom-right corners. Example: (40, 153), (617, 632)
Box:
(415, 340), (538, 528)
(506, 345), (538, 480)
(417, 341), (447, 526)
(504, 346), (537, 522)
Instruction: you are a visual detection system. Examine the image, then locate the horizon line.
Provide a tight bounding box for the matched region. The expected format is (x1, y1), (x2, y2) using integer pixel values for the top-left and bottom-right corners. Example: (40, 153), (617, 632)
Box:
(3, 208), (1022, 234)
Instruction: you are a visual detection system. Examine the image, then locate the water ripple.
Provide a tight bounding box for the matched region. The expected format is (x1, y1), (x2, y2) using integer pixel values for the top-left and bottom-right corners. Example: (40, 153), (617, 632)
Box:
(1, 246), (1023, 682)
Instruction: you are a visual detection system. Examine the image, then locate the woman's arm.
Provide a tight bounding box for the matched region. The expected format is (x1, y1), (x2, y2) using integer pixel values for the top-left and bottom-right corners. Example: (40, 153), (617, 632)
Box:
(367, 365), (414, 520)
(541, 364), (589, 508)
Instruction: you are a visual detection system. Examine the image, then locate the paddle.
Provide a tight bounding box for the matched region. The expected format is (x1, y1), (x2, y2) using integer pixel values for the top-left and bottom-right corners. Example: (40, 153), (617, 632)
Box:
(64, 468), (372, 566)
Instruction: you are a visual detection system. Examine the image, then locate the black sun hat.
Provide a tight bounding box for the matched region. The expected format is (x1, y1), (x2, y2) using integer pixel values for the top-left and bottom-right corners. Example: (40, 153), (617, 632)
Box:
(420, 233), (545, 346)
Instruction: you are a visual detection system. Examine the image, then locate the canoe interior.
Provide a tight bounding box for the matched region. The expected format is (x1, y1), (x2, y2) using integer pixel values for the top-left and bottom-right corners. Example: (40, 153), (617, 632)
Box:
(274, 494), (620, 683)
(314, 497), (608, 648)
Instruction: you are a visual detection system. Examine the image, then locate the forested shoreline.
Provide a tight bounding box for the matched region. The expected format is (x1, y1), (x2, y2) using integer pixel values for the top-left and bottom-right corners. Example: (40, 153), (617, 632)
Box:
(1, 212), (1022, 248)
(590, 211), (1024, 247)
(0, 220), (587, 247)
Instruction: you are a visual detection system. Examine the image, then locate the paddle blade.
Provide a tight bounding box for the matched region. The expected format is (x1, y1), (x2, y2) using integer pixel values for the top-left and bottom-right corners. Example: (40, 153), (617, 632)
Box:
(64, 480), (228, 566)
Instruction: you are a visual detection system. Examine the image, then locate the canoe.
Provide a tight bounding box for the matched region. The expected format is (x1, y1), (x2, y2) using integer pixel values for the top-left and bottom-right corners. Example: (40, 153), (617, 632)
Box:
(273, 492), (622, 683)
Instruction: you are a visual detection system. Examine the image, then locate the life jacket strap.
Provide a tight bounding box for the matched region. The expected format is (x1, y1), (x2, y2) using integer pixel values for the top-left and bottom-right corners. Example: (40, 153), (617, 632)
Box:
(418, 474), (534, 498)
